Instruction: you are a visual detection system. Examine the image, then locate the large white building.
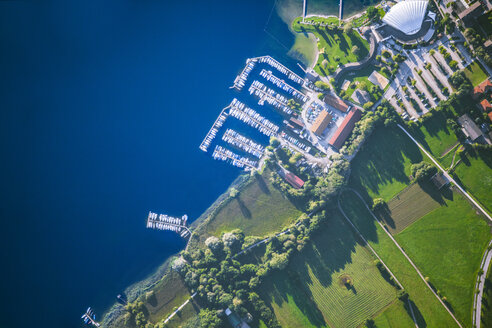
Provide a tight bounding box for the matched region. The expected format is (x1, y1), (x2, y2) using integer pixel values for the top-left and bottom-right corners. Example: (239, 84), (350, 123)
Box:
(382, 0), (429, 35)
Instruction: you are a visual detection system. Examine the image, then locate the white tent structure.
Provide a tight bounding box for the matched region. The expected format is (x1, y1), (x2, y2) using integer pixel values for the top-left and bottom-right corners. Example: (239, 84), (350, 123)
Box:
(382, 0), (429, 35)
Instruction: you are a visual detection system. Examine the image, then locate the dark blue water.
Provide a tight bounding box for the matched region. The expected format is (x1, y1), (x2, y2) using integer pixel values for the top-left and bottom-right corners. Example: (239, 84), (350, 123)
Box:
(0, 1), (304, 327)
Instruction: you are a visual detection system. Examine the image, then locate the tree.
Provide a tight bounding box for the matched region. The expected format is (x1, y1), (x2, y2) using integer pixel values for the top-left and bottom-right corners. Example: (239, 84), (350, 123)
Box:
(229, 187), (239, 198)
(367, 6), (378, 21)
(322, 58), (328, 68)
(410, 161), (437, 182)
(343, 22), (353, 34)
(205, 236), (224, 254)
(269, 252), (289, 271)
(372, 198), (386, 212)
(198, 309), (222, 328)
(352, 45), (360, 57)
(315, 80), (331, 91)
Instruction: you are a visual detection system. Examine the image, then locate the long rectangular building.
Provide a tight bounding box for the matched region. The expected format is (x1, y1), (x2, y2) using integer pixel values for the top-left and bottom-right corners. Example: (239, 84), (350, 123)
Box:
(323, 93), (350, 112)
(310, 110), (332, 135)
(329, 109), (362, 149)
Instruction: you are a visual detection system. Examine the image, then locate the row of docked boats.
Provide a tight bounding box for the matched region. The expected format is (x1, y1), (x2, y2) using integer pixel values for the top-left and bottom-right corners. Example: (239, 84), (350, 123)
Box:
(258, 56), (304, 85)
(212, 145), (258, 170)
(81, 307), (100, 327)
(259, 69), (308, 103)
(146, 212), (190, 238)
(233, 58), (257, 91)
(229, 98), (279, 137)
(199, 110), (229, 152)
(249, 80), (292, 115)
(222, 128), (265, 158)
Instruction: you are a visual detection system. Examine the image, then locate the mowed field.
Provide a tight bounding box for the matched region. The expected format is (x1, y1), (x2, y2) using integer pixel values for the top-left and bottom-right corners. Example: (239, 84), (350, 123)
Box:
(396, 190), (491, 327)
(261, 213), (397, 328)
(463, 61), (488, 87)
(350, 126), (426, 202)
(339, 190), (459, 327)
(372, 299), (416, 328)
(453, 146), (492, 215)
(380, 183), (441, 234)
(197, 169), (302, 242)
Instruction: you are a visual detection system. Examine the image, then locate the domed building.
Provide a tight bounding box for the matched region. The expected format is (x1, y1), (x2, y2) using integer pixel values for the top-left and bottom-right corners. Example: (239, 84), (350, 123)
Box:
(374, 0), (436, 43)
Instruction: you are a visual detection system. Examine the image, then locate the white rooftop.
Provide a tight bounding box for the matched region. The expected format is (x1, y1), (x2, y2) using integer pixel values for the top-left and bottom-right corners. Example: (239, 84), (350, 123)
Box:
(382, 0), (429, 35)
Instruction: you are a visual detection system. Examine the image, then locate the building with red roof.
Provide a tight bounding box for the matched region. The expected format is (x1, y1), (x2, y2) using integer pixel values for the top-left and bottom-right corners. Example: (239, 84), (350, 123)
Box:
(323, 93), (350, 112)
(329, 109), (362, 149)
(473, 79), (492, 99)
(480, 99), (492, 112)
(488, 112), (492, 122)
(278, 168), (305, 189)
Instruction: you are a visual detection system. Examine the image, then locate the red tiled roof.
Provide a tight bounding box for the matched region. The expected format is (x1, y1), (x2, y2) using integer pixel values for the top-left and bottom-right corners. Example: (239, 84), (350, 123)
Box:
(328, 109), (362, 149)
(284, 171), (305, 189)
(323, 94), (349, 112)
(474, 79), (492, 96)
(488, 112), (492, 122)
(480, 99), (492, 112)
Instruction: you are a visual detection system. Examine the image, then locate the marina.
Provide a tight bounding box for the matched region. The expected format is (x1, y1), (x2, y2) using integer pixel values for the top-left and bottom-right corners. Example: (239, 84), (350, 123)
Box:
(232, 58), (257, 91)
(222, 128), (265, 158)
(81, 307), (100, 327)
(212, 145), (258, 170)
(259, 69), (308, 103)
(146, 212), (190, 238)
(199, 106), (229, 152)
(228, 98), (280, 137)
(249, 80), (292, 115)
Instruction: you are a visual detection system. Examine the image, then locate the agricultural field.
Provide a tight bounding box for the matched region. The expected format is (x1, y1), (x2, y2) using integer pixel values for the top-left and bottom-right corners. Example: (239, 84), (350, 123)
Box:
(195, 169), (303, 244)
(463, 61), (488, 87)
(410, 110), (458, 158)
(339, 189), (459, 327)
(453, 146), (492, 215)
(349, 125), (426, 202)
(396, 190), (491, 327)
(261, 213), (397, 328)
(371, 299), (416, 328)
(291, 16), (370, 76)
(378, 183), (441, 234)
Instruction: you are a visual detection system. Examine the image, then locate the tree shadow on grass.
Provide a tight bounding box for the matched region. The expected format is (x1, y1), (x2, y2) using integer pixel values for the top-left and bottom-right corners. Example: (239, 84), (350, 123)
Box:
(417, 180), (447, 206)
(404, 299), (427, 328)
(236, 197), (252, 219)
(255, 174), (270, 195)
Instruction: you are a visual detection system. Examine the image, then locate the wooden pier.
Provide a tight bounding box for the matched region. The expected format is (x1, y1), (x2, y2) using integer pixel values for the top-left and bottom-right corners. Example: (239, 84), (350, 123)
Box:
(229, 103), (279, 136)
(212, 146), (257, 170)
(199, 105), (230, 152)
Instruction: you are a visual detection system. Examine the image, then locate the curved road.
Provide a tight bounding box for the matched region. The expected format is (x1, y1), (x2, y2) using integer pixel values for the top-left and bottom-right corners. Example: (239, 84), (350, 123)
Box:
(473, 240), (492, 328)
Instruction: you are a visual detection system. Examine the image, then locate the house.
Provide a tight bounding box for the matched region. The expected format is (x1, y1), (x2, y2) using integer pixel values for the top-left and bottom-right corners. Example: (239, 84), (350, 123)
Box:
(310, 110), (333, 135)
(488, 112), (492, 122)
(431, 172), (450, 189)
(323, 93), (350, 112)
(351, 89), (371, 104)
(480, 99), (492, 112)
(458, 2), (484, 27)
(473, 79), (492, 99)
(368, 70), (389, 90)
(328, 108), (362, 149)
(457, 114), (485, 143)
(225, 308), (250, 328)
(278, 168), (305, 189)
(289, 117), (304, 130)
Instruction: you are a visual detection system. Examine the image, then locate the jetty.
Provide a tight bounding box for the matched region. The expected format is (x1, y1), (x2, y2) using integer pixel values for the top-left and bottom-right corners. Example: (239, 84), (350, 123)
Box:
(81, 307), (100, 327)
(199, 106), (229, 152)
(222, 129), (265, 158)
(259, 69), (308, 102)
(249, 80), (292, 115)
(146, 212), (191, 238)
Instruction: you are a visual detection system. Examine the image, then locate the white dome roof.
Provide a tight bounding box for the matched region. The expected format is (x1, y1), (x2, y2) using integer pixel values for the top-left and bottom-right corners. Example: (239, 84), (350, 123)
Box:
(382, 0), (429, 35)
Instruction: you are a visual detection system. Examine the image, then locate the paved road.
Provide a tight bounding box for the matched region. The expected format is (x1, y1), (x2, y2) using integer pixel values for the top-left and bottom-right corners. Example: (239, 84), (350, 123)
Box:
(473, 240), (492, 328)
(345, 188), (463, 327)
(397, 124), (492, 222)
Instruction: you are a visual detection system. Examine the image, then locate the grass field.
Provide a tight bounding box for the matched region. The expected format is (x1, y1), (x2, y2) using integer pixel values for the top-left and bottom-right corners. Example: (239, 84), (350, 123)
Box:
(411, 111), (458, 158)
(464, 61), (488, 87)
(196, 169), (302, 243)
(339, 189), (459, 327)
(163, 298), (201, 328)
(379, 183), (441, 234)
(349, 125), (426, 202)
(291, 16), (370, 76)
(396, 190), (491, 327)
(261, 213), (397, 328)
(372, 299), (416, 328)
(453, 146), (492, 215)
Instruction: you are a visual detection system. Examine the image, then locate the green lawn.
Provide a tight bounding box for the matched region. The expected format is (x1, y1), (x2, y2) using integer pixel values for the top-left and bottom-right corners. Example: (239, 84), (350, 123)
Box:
(349, 126), (426, 202)
(291, 16), (370, 76)
(453, 146), (492, 215)
(464, 61), (488, 87)
(380, 183), (441, 234)
(410, 110), (458, 157)
(396, 190), (491, 327)
(163, 298), (201, 328)
(372, 299), (416, 328)
(339, 189), (459, 327)
(195, 169), (302, 244)
(260, 213), (397, 328)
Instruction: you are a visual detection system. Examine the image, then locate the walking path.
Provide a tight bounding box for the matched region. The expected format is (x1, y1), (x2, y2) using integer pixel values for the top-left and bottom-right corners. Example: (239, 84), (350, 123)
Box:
(344, 188), (463, 327)
(397, 124), (492, 222)
(473, 240), (492, 328)
(163, 292), (197, 324)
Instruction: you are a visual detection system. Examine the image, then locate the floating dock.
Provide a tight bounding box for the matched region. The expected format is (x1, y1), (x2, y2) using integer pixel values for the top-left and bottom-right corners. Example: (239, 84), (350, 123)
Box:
(229, 98), (279, 137)
(212, 145), (258, 170)
(249, 80), (292, 115)
(146, 212), (191, 238)
(222, 129), (265, 158)
(81, 307), (100, 327)
(199, 106), (230, 152)
(259, 69), (308, 103)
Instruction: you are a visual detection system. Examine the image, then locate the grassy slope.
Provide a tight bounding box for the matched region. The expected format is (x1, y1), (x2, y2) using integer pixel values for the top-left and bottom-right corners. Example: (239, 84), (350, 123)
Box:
(410, 111), (458, 157)
(349, 126), (426, 202)
(261, 213), (397, 328)
(339, 190), (458, 327)
(463, 61), (488, 87)
(453, 147), (492, 215)
(396, 191), (490, 327)
(372, 299), (416, 328)
(381, 183), (441, 234)
(197, 170), (302, 243)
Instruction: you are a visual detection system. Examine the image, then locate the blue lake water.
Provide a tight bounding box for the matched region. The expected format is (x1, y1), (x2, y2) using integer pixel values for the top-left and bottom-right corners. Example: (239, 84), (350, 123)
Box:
(0, 0), (354, 327)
